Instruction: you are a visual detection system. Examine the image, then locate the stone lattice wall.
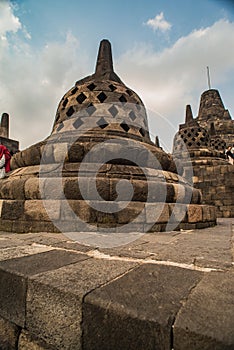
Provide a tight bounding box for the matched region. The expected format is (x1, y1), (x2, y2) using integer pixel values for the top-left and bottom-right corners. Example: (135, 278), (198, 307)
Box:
(191, 161), (234, 217)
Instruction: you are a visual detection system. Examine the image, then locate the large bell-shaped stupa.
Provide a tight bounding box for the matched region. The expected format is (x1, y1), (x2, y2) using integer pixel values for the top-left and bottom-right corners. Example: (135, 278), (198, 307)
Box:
(0, 40), (216, 241)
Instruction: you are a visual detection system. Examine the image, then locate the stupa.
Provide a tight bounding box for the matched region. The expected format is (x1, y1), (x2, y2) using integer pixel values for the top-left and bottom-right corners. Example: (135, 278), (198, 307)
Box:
(173, 101), (234, 218)
(196, 89), (234, 146)
(0, 40), (216, 238)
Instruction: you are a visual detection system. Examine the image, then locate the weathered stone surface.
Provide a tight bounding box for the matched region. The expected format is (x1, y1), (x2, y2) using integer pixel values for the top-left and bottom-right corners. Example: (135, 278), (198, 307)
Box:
(169, 203), (187, 223)
(18, 330), (54, 350)
(67, 142), (84, 162)
(40, 178), (65, 200)
(0, 317), (20, 350)
(174, 268), (234, 350)
(11, 219), (58, 233)
(24, 200), (60, 221)
(63, 177), (82, 200)
(26, 258), (136, 350)
(1, 200), (24, 220)
(82, 264), (203, 350)
(145, 203), (170, 224)
(116, 202), (145, 224)
(0, 244), (53, 262)
(0, 250), (88, 326)
(53, 142), (68, 163)
(187, 205), (203, 223)
(24, 177), (41, 199)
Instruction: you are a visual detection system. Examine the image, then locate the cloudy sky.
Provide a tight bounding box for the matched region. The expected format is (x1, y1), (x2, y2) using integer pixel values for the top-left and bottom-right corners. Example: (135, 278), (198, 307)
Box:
(0, 0), (234, 151)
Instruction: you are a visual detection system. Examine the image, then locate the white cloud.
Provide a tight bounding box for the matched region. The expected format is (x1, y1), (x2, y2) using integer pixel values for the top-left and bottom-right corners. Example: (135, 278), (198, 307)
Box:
(145, 12), (172, 32)
(0, 4), (90, 149)
(0, 1), (21, 40)
(117, 19), (234, 151)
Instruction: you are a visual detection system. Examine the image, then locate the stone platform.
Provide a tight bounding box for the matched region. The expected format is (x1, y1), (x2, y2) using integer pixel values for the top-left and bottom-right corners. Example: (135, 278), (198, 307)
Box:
(0, 218), (233, 350)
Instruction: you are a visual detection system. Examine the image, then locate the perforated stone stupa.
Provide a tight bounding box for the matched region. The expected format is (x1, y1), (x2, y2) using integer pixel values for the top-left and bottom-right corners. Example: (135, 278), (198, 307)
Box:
(173, 100), (234, 218)
(196, 89), (234, 146)
(0, 40), (216, 235)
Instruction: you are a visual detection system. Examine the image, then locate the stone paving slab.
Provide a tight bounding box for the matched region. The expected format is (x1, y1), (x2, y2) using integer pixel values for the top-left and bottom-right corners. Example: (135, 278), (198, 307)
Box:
(82, 264), (203, 350)
(0, 218), (233, 349)
(0, 250), (89, 326)
(99, 218), (233, 268)
(174, 268), (234, 350)
(26, 258), (137, 350)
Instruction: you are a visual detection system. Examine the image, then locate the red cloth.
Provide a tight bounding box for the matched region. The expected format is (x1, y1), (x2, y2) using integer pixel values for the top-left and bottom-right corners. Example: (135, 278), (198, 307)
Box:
(0, 145), (11, 172)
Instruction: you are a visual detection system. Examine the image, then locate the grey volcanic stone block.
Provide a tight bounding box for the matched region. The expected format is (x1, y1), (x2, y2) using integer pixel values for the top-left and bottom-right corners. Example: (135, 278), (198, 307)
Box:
(0, 249), (88, 326)
(173, 268), (234, 350)
(82, 264), (203, 350)
(0, 316), (20, 350)
(26, 258), (136, 350)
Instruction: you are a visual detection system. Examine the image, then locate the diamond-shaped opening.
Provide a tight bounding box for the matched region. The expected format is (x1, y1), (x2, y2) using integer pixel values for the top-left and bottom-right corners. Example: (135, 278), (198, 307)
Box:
(66, 106), (75, 117)
(191, 128), (194, 132)
(119, 95), (127, 103)
(136, 102), (141, 111)
(184, 130), (187, 134)
(73, 118), (84, 129)
(188, 142), (192, 147)
(197, 142), (201, 146)
(62, 98), (68, 107)
(120, 122), (130, 132)
(97, 92), (107, 103)
(97, 117), (108, 129)
(129, 111), (136, 121)
(76, 92), (87, 104)
(109, 84), (117, 92)
(139, 128), (145, 137)
(87, 83), (96, 91)
(195, 132), (199, 137)
(187, 133), (191, 137)
(192, 137), (196, 141)
(57, 122), (64, 132)
(86, 103), (96, 116)
(126, 89), (133, 96)
(108, 105), (118, 117)
(71, 87), (78, 95)
(184, 138), (188, 143)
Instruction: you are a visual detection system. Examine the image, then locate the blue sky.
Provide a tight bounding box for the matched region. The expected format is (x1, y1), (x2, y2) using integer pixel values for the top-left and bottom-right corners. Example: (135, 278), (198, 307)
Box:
(0, 0), (234, 150)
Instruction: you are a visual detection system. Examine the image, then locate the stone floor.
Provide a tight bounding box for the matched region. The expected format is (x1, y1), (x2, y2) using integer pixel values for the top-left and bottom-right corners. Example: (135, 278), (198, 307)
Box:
(0, 218), (233, 349)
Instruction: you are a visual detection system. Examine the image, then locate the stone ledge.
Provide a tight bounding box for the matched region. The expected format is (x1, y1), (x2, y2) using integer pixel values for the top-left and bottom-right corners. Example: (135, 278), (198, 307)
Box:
(26, 258), (137, 349)
(174, 268), (234, 350)
(0, 249), (89, 326)
(0, 218), (233, 349)
(82, 264), (203, 350)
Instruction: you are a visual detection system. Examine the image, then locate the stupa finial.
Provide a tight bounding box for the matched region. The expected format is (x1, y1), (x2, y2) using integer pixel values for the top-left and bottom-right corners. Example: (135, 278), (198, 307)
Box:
(185, 105), (194, 124)
(94, 39), (123, 83)
(95, 39), (113, 76)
